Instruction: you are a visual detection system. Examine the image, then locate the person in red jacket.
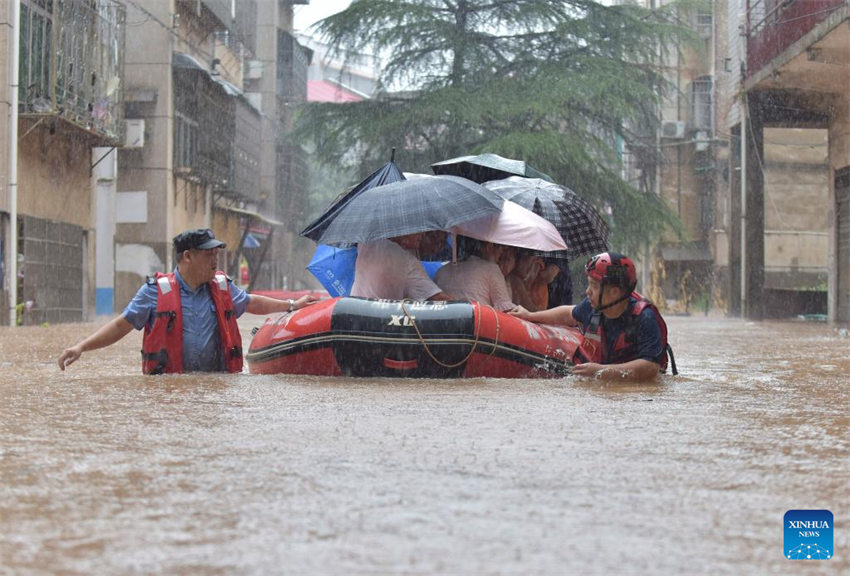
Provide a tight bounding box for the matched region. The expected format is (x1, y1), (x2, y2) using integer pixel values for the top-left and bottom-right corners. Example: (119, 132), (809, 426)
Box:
(510, 252), (674, 382)
(58, 228), (316, 374)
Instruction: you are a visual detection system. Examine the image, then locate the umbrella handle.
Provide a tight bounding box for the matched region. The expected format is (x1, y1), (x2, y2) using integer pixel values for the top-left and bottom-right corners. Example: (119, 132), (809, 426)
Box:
(451, 232), (458, 264)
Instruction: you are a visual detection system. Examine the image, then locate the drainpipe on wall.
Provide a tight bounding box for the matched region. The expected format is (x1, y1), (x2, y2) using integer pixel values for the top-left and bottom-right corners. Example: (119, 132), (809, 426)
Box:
(205, 184), (213, 270)
(645, 0), (659, 296)
(93, 147), (117, 316)
(7, 0), (20, 327)
(740, 96), (748, 317)
(647, 87), (661, 293)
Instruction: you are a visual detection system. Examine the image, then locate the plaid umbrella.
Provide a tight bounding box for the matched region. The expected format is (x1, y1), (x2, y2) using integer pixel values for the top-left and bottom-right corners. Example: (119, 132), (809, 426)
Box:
(431, 153), (555, 183)
(483, 177), (609, 259)
(311, 175), (504, 247)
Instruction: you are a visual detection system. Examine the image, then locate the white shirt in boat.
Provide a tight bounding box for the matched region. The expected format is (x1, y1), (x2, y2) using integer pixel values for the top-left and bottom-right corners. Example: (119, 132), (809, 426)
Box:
(350, 239), (442, 300)
(434, 255), (515, 311)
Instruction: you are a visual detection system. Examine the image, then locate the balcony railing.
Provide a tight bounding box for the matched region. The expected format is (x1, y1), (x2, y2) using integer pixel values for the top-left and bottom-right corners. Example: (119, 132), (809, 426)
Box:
(19, 0), (125, 142)
(174, 60), (261, 202)
(746, 0), (847, 78)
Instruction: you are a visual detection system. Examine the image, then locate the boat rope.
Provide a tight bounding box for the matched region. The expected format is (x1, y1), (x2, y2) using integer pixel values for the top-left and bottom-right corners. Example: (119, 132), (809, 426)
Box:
(483, 303), (500, 361)
(400, 300), (498, 369)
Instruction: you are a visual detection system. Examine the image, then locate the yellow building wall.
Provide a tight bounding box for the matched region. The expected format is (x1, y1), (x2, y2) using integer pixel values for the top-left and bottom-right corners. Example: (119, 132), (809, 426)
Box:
(17, 126), (92, 227)
(211, 209), (245, 277)
(171, 178), (209, 233)
(763, 128), (829, 278)
(831, 97), (850, 172)
(659, 143), (708, 242)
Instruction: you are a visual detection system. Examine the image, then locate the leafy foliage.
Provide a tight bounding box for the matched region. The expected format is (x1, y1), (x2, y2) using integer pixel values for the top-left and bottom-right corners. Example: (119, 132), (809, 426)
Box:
(297, 0), (699, 251)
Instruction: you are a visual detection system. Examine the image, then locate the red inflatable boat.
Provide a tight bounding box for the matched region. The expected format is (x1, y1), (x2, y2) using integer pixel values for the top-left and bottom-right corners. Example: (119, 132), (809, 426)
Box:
(246, 297), (582, 378)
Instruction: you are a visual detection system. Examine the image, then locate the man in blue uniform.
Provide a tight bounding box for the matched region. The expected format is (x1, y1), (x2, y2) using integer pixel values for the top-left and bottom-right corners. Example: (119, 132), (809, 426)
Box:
(510, 252), (673, 382)
(58, 228), (316, 373)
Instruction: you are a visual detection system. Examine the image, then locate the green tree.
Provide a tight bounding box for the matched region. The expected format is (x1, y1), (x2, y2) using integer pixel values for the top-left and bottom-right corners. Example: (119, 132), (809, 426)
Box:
(297, 0), (695, 251)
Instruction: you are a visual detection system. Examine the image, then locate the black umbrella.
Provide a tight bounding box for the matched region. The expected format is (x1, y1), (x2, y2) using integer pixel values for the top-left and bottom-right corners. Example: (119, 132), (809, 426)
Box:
(301, 160), (407, 242)
(483, 177), (609, 259)
(310, 175), (504, 247)
(431, 153), (555, 183)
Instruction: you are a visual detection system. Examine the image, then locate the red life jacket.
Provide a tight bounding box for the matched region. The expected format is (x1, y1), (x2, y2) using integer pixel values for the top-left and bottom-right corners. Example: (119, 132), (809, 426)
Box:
(141, 272), (243, 374)
(573, 292), (677, 374)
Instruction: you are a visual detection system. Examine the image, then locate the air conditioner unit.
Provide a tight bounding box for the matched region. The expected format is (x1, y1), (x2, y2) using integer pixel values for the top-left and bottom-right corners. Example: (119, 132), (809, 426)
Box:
(244, 60), (264, 80)
(661, 120), (686, 139)
(123, 119), (145, 148)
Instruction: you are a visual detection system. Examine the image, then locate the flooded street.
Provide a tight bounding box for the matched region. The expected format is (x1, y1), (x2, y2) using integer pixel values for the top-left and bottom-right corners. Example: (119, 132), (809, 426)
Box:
(1, 314), (848, 575)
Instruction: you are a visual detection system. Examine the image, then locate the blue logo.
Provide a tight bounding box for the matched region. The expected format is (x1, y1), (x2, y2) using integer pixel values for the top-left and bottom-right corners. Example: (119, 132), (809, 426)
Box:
(784, 510), (833, 560)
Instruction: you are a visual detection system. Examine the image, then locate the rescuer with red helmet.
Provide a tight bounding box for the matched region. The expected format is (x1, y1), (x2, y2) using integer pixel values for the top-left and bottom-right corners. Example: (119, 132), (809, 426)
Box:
(510, 251), (675, 381)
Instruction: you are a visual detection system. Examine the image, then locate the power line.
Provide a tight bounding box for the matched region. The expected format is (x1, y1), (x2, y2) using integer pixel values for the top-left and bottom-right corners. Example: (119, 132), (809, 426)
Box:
(122, 0), (217, 62)
(123, 0), (178, 37)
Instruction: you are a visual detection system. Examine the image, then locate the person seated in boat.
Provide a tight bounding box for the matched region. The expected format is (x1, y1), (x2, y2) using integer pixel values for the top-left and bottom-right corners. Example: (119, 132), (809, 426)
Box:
(507, 251), (541, 310)
(547, 259), (574, 307)
(434, 238), (515, 311)
(510, 252), (674, 382)
(350, 233), (452, 301)
(508, 251), (559, 312)
(498, 246), (518, 299)
(58, 228), (317, 374)
(419, 230), (451, 260)
(532, 259), (560, 310)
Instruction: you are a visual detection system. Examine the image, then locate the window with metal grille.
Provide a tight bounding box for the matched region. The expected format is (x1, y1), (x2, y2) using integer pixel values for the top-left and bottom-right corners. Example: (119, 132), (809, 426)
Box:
(18, 0), (53, 110)
(689, 76), (713, 132)
(696, 7), (712, 38)
(18, 0), (124, 140)
(175, 112), (198, 170)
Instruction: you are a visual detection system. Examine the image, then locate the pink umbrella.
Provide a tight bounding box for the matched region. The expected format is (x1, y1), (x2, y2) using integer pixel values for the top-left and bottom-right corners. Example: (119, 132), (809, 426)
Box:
(450, 199), (567, 252)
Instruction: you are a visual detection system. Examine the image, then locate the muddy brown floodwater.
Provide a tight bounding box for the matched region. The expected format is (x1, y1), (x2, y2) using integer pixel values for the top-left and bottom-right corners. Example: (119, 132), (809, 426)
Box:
(1, 313), (848, 575)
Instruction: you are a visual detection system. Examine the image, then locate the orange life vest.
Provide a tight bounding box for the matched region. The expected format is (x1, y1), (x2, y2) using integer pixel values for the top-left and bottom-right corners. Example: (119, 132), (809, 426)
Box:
(141, 272), (243, 374)
(573, 292), (677, 374)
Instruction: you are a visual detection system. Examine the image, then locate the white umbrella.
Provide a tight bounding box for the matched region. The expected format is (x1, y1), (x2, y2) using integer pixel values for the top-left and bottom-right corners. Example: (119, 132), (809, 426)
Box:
(450, 199), (567, 252)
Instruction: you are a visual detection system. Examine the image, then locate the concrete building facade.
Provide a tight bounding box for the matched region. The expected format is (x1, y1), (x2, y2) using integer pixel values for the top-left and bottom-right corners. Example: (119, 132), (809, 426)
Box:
(2, 0), (313, 326)
(116, 0), (312, 309)
(1, 0), (124, 325)
(635, 0), (839, 322)
(651, 1), (718, 312)
(726, 0), (849, 323)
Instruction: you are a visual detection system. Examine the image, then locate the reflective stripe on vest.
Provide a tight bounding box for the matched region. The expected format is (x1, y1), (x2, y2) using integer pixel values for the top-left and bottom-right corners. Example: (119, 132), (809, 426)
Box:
(157, 276), (172, 295)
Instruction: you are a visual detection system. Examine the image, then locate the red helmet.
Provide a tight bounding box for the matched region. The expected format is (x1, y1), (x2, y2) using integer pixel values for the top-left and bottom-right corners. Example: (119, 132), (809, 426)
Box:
(585, 252), (637, 291)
